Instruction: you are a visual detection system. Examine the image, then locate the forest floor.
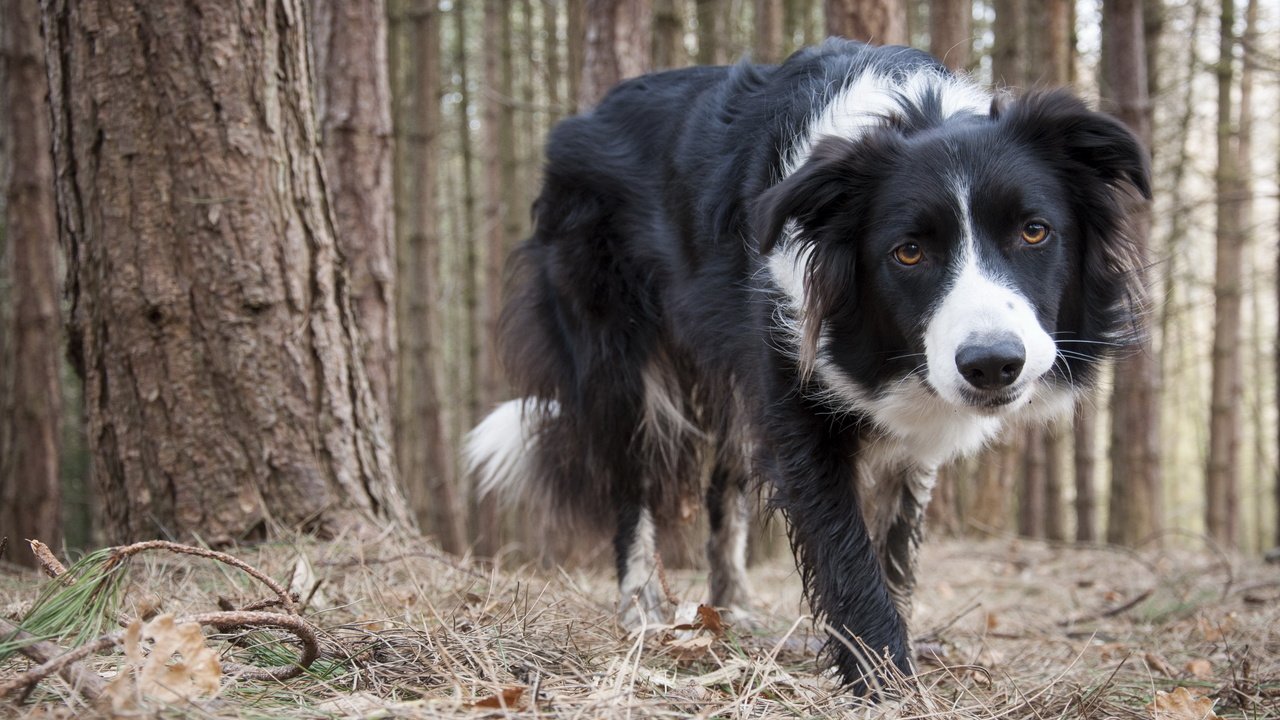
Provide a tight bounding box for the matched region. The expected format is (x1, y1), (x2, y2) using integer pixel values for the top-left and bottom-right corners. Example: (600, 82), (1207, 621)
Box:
(1, 531), (1278, 719)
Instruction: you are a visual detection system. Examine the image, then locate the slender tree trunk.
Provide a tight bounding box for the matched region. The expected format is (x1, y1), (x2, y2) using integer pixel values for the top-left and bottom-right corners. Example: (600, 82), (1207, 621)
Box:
(1074, 403), (1097, 542)
(1101, 0), (1161, 548)
(0, 0), (62, 564)
(455, 2), (481, 428)
(1017, 426), (1045, 537)
(1237, 0), (1257, 550)
(696, 0), (724, 64)
(567, 0), (585, 112)
(928, 0), (970, 71)
(580, 0), (653, 108)
(990, 0), (1025, 87)
(825, 0), (907, 44)
(41, 0), (413, 543)
(755, 0), (784, 62)
(1205, 0), (1242, 549)
(391, 0), (465, 553)
(543, 0), (563, 122)
(653, 0), (684, 69)
(1027, 0), (1070, 85)
(310, 0), (397, 436)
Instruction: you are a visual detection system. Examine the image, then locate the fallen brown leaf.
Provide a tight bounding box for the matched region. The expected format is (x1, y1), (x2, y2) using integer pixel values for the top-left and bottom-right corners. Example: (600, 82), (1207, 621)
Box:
(1144, 651), (1176, 677)
(1184, 658), (1213, 679)
(1145, 687), (1219, 720)
(472, 686), (525, 709)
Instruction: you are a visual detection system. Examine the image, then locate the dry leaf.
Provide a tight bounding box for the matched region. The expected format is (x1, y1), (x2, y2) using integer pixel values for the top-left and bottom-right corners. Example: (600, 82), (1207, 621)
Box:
(1144, 651), (1176, 677)
(984, 611), (1000, 631)
(1184, 658), (1213, 679)
(1146, 687), (1219, 720)
(472, 686), (524, 709)
(695, 604), (725, 636)
(107, 614), (221, 711)
(1197, 614), (1235, 643)
(666, 633), (715, 658)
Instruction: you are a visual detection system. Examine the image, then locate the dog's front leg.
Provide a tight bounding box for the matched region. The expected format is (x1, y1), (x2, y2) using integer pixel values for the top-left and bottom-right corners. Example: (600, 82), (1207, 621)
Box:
(878, 471), (934, 625)
(764, 401), (912, 694)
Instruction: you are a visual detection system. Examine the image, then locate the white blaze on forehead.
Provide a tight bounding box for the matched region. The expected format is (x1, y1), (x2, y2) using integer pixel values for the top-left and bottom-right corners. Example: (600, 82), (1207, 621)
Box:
(769, 69), (993, 342)
(923, 180), (1057, 407)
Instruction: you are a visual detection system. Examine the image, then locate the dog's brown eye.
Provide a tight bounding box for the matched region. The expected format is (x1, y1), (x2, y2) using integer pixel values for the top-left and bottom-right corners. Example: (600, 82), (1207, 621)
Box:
(1021, 222), (1050, 245)
(892, 243), (924, 266)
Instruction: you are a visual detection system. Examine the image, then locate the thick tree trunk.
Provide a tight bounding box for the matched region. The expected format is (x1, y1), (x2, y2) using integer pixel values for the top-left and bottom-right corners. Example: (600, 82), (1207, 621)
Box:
(579, 0), (652, 108)
(41, 0), (413, 543)
(1101, 0), (1161, 548)
(310, 0), (397, 436)
(825, 0), (907, 44)
(0, 0), (62, 565)
(928, 0), (970, 71)
(755, 0), (784, 63)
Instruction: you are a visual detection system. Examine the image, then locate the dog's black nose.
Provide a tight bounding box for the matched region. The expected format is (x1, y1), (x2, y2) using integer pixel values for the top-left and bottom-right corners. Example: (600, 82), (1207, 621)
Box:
(956, 337), (1025, 390)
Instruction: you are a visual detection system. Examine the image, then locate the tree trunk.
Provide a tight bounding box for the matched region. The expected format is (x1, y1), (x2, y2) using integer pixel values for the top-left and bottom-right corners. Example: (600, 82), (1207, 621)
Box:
(928, 0), (970, 71)
(825, 0), (907, 44)
(566, 0), (585, 112)
(0, 0), (62, 564)
(1205, 0), (1242, 549)
(653, 0), (684, 69)
(543, 0), (563, 119)
(391, 0), (465, 553)
(990, 0), (1025, 88)
(454, 2), (481, 429)
(1027, 0), (1070, 85)
(755, 0), (784, 63)
(579, 0), (653, 108)
(1101, 0), (1161, 548)
(1017, 426), (1045, 537)
(1073, 402), (1097, 542)
(696, 0), (724, 65)
(41, 0), (413, 544)
(310, 0), (397, 436)
(1237, 0), (1257, 550)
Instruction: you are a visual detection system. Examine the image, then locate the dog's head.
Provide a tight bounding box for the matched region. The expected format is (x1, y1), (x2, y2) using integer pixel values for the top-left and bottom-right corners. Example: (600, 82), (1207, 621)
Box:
(758, 89), (1149, 450)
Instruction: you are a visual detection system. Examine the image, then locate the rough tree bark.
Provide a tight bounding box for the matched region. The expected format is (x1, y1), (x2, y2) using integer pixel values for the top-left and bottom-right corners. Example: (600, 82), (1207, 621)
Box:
(0, 0), (62, 564)
(825, 0), (907, 44)
(1101, 0), (1162, 547)
(579, 0), (652, 108)
(454, 2), (481, 428)
(1206, 0), (1243, 548)
(41, 0), (413, 543)
(567, 0), (585, 112)
(310, 0), (397, 435)
(928, 0), (970, 71)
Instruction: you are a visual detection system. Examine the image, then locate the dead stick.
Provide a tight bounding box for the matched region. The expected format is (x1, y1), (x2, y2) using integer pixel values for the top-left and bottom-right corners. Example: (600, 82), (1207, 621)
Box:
(0, 618), (108, 702)
(107, 541), (296, 614)
(1057, 588), (1154, 626)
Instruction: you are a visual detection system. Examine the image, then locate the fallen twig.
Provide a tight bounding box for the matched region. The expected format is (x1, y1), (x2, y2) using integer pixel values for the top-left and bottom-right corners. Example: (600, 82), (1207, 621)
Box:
(1056, 588), (1153, 626)
(27, 540), (68, 580)
(0, 617), (109, 702)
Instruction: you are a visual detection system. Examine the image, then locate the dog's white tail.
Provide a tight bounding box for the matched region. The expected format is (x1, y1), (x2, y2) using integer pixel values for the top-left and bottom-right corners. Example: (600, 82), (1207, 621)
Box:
(465, 398), (559, 501)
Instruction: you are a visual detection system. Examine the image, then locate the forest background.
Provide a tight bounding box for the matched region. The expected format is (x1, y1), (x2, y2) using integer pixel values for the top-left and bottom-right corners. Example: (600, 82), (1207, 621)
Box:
(1, 0), (1279, 567)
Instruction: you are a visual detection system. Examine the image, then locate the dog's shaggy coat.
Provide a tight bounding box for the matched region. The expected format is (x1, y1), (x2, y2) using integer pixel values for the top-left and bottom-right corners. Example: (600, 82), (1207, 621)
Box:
(467, 40), (1150, 692)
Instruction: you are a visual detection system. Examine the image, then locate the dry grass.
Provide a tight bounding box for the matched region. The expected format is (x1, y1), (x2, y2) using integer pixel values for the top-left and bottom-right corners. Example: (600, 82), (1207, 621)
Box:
(2, 531), (1277, 718)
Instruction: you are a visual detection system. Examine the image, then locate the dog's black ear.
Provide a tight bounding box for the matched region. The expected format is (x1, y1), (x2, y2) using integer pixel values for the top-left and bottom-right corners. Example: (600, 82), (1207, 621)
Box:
(755, 136), (866, 255)
(1005, 89), (1152, 200)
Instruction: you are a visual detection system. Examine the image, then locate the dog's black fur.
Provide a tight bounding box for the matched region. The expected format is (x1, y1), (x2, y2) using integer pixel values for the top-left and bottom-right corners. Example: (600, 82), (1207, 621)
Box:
(469, 40), (1150, 693)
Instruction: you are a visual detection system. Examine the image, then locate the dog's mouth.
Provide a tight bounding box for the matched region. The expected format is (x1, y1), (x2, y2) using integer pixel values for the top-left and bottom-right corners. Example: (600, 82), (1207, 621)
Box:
(958, 386), (1025, 412)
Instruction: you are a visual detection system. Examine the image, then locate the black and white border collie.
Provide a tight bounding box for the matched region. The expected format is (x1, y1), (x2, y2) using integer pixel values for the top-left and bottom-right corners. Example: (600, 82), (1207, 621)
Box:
(467, 39), (1149, 693)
